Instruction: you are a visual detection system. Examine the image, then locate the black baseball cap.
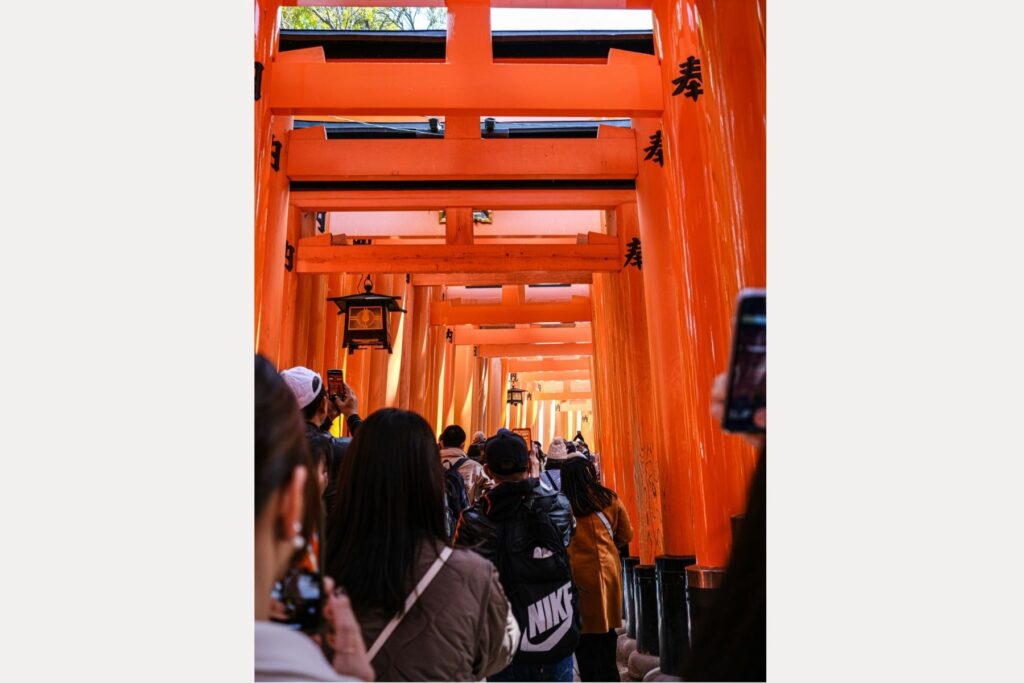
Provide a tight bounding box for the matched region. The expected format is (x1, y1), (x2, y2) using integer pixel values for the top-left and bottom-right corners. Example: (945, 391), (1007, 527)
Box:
(484, 430), (529, 475)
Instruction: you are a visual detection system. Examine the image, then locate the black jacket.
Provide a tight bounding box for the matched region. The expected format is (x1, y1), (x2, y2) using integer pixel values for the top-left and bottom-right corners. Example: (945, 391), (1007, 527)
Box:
(318, 413), (363, 435)
(454, 478), (575, 566)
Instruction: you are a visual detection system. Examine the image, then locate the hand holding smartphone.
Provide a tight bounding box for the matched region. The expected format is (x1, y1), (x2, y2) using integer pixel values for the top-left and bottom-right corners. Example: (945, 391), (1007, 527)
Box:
(722, 289), (766, 433)
(327, 369), (346, 401)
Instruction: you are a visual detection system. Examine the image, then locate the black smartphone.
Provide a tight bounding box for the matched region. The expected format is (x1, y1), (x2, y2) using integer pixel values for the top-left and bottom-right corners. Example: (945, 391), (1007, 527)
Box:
(722, 289), (766, 433)
(326, 369), (345, 400)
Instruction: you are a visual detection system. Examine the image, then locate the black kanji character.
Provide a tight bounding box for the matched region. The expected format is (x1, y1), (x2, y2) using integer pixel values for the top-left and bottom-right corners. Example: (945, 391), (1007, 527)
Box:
(671, 55), (704, 102)
(643, 130), (664, 166)
(623, 237), (643, 270)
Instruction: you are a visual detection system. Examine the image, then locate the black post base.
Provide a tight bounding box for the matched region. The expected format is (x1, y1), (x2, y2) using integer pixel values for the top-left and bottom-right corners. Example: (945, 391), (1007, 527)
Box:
(634, 565), (660, 656)
(623, 555), (640, 639)
(655, 555), (696, 677)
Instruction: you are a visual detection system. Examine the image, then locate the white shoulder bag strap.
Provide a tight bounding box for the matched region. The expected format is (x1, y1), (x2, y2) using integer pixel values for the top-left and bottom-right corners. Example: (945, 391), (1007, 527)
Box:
(596, 510), (615, 541)
(366, 546), (454, 661)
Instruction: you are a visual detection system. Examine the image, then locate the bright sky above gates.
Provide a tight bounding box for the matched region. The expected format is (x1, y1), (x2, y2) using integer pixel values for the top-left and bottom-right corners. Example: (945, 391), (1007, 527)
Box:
(490, 9), (653, 30)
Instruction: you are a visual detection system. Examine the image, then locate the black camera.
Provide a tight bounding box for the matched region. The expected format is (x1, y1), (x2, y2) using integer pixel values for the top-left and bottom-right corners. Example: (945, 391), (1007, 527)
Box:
(270, 568), (326, 634)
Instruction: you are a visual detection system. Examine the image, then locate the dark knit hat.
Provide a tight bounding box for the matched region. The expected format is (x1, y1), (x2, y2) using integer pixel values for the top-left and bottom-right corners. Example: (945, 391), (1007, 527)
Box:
(484, 430), (529, 475)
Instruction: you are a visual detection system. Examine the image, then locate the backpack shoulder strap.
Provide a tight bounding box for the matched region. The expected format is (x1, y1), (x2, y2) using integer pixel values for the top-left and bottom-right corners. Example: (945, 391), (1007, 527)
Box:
(366, 546), (454, 661)
(452, 457), (469, 472)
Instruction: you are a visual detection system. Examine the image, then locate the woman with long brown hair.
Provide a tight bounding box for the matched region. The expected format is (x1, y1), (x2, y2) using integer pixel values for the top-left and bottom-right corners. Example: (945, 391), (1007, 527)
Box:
(324, 408), (519, 681)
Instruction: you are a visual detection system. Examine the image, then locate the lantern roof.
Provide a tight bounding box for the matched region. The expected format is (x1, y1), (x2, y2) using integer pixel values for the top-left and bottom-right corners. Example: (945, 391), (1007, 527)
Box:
(328, 292), (406, 314)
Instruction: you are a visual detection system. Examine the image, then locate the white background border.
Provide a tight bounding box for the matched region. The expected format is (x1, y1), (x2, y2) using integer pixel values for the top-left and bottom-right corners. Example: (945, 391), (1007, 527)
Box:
(2, 1), (1023, 680)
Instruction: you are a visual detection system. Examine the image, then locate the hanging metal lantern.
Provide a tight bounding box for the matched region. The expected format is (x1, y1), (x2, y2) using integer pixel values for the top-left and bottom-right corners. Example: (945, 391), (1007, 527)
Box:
(506, 373), (525, 406)
(328, 276), (406, 354)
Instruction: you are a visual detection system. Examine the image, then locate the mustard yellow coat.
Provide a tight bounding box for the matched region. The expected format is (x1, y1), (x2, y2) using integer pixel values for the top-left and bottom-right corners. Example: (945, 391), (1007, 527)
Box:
(567, 496), (635, 634)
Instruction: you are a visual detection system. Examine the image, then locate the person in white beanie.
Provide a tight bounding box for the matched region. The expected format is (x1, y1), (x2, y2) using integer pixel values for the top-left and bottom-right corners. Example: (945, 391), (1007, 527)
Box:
(541, 437), (570, 490)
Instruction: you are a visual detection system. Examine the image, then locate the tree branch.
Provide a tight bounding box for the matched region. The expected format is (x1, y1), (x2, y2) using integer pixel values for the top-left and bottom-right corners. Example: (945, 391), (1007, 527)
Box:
(310, 7), (336, 29)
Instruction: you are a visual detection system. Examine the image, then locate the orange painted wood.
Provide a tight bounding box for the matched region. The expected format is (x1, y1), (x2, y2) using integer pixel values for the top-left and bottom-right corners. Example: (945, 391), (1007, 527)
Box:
(366, 274), (395, 415)
(255, 116), (295, 366)
(500, 359), (511, 429)
(532, 392), (592, 401)
(276, 207), (306, 369)
(275, 46), (325, 64)
(425, 324), (443, 433)
(286, 134), (638, 181)
(443, 330), (457, 427)
(474, 343), (593, 358)
(453, 326), (591, 345)
(295, 242), (620, 274)
(454, 344), (475, 430)
(506, 358), (590, 372)
(407, 285), (432, 416)
(633, 118), (700, 556)
(472, 355), (488, 434)
(321, 273), (343, 383)
(500, 285), (524, 307)
(342, 345), (365, 437)
(515, 369), (591, 382)
(291, 188), (637, 211)
(269, 50), (663, 117)
(306, 274), (328, 375)
(445, 207), (475, 245)
(386, 276), (410, 407)
(486, 356), (504, 435)
(254, 3), (281, 345)
(411, 272), (593, 286)
(446, 0), (491, 66)
(615, 206), (667, 563)
(596, 273), (641, 556)
(648, 0), (765, 568)
(431, 300), (592, 326)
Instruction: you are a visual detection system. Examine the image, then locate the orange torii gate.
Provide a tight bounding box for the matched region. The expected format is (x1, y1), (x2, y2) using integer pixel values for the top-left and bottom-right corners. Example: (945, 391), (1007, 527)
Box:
(255, 0), (765, 654)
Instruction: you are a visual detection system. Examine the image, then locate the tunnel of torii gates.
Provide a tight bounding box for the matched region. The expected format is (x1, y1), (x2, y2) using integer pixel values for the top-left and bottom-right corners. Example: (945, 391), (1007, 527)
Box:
(255, 0), (764, 588)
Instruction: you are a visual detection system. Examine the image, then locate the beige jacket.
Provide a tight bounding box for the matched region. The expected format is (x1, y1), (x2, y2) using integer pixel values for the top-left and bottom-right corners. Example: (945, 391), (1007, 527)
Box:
(355, 539), (518, 681)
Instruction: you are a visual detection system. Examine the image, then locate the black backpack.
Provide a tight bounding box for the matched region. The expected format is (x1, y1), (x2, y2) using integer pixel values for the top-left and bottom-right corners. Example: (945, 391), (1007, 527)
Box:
(442, 457), (470, 539)
(496, 492), (581, 663)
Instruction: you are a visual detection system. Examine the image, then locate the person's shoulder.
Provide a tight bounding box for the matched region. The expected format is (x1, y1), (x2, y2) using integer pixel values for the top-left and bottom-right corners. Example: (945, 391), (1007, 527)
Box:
(456, 500), (491, 532)
(255, 621), (354, 682)
(448, 545), (497, 572)
(443, 546), (502, 592)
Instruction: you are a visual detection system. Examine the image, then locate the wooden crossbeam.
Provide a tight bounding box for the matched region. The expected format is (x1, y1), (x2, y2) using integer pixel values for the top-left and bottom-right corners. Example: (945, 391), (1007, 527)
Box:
(454, 326), (591, 345)
(506, 358), (592, 372)
(515, 370), (592, 382)
(296, 239), (619, 274)
(411, 272), (593, 286)
(270, 50), (662, 117)
(431, 300), (591, 326)
(475, 343), (593, 358)
(287, 132), (638, 182)
(290, 188), (636, 211)
(532, 391), (594, 401)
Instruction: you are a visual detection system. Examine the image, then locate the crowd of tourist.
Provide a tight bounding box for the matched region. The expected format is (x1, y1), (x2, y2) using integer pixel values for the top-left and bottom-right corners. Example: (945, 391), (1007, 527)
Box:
(255, 355), (765, 682)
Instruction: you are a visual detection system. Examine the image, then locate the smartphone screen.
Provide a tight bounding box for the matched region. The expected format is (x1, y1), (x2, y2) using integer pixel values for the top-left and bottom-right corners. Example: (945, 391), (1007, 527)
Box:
(327, 369), (345, 399)
(722, 290), (766, 433)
